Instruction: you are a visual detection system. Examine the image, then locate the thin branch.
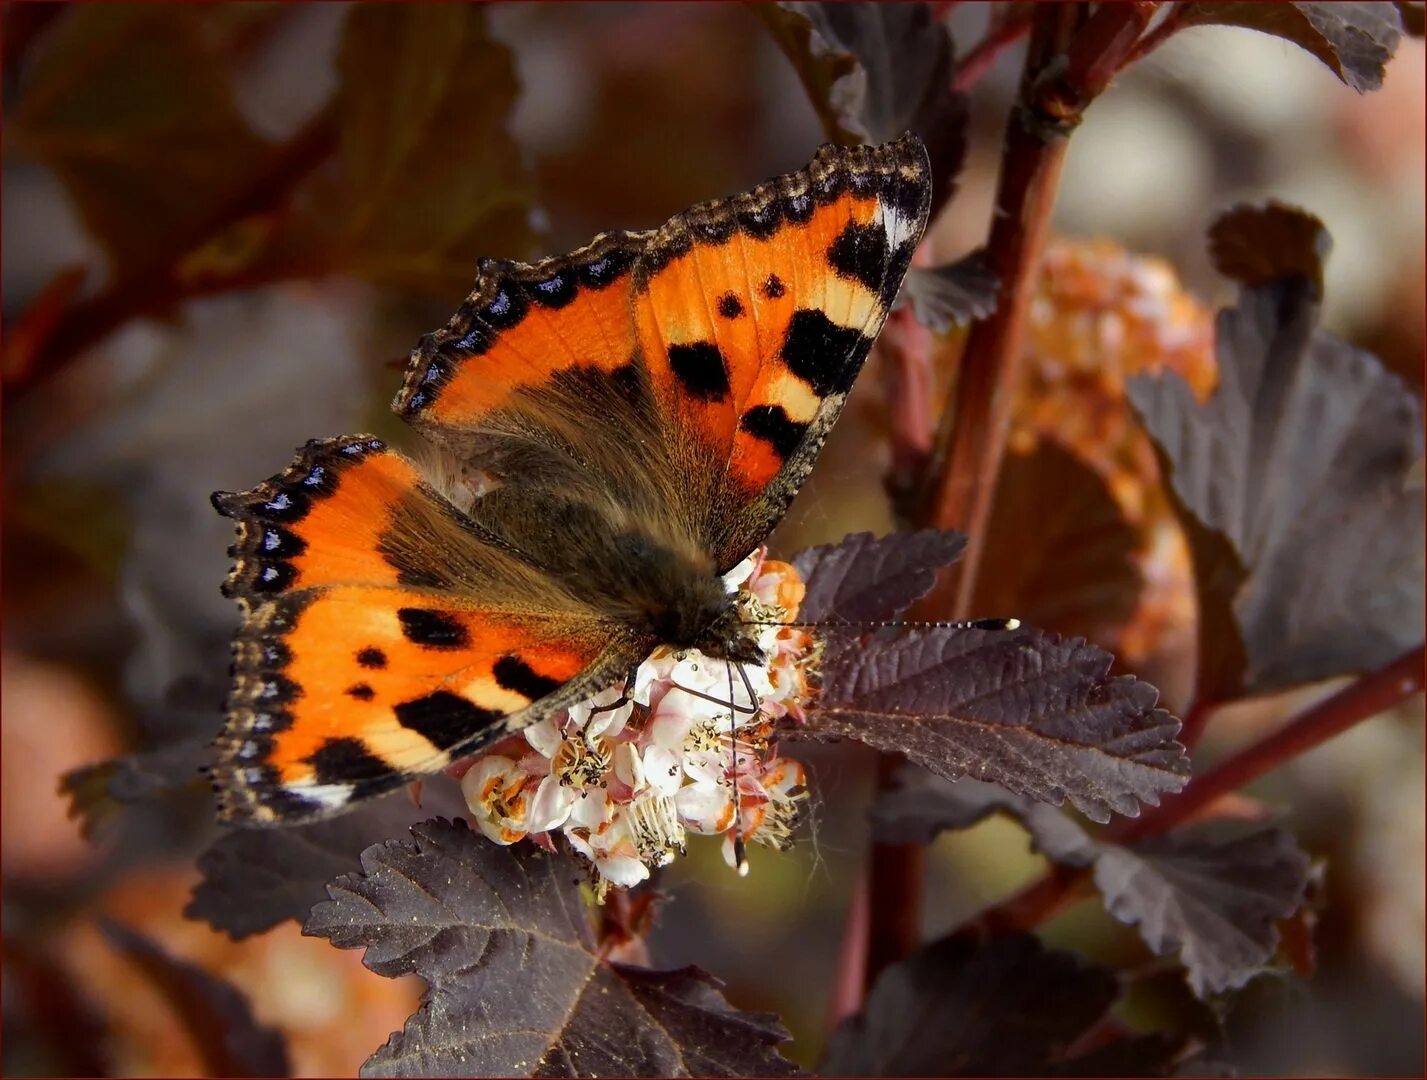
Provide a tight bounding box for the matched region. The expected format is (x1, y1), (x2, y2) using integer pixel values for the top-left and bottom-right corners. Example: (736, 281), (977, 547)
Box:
(952, 11), (1033, 93)
(5, 102), (340, 400)
(1122, 3), (1194, 69)
(969, 645), (1426, 932)
(1109, 645), (1426, 844)
(919, 3), (1088, 619)
(865, 752), (925, 990)
(1175, 697), (1216, 753)
(827, 868), (870, 1028)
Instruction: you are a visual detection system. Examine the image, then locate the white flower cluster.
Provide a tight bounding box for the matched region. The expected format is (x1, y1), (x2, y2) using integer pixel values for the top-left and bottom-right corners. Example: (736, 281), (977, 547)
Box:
(459, 549), (818, 897)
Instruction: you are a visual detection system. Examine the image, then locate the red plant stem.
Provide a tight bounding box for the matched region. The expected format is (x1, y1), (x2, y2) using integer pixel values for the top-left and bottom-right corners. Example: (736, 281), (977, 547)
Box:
(974, 644), (1426, 931)
(880, 305), (936, 519)
(859, 3), (1095, 1001)
(1122, 3), (1194, 69)
(865, 753), (926, 990)
(1174, 697), (1216, 753)
(921, 3), (1087, 620)
(827, 868), (870, 1027)
(5, 102), (339, 400)
(952, 10), (1033, 93)
(1110, 644), (1427, 844)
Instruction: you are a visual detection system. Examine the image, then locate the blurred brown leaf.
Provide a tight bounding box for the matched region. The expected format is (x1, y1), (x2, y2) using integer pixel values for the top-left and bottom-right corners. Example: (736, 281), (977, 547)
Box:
(333, 4), (533, 296)
(10, 5), (272, 273)
(973, 439), (1143, 650)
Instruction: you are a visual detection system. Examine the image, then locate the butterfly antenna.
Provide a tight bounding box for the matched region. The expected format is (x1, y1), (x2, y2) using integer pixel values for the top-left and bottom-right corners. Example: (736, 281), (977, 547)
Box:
(742, 617), (1021, 631)
(726, 662), (748, 876)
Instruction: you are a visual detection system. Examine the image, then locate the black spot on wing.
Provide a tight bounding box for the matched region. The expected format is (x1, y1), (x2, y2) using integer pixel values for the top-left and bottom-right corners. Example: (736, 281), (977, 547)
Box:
(577, 245), (637, 289)
(480, 283), (528, 331)
(346, 683), (375, 701)
(717, 292), (745, 319)
(827, 221), (891, 293)
(397, 608), (470, 649)
(259, 526), (306, 558)
(779, 308), (870, 397)
(306, 737), (392, 786)
(526, 270), (577, 309)
(395, 691), (503, 751)
(740, 405), (810, 462)
(250, 561), (297, 595)
(762, 274), (786, 300)
(356, 647), (387, 669)
(667, 341), (731, 402)
(737, 201), (782, 239)
(493, 655), (564, 702)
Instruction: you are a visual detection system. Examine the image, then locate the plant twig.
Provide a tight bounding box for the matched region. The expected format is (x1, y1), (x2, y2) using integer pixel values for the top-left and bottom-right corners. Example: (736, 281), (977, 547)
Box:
(920, 3), (1089, 618)
(1110, 644), (1426, 844)
(865, 753), (925, 990)
(970, 644), (1426, 932)
(827, 867), (870, 1026)
(952, 10), (1033, 93)
(1122, 3), (1194, 69)
(1175, 698), (1216, 752)
(5, 102), (340, 400)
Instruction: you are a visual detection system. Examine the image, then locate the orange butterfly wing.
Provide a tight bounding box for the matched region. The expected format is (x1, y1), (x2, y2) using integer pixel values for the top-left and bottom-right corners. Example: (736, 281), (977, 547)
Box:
(210, 436), (638, 824)
(631, 135), (931, 565)
(213, 137), (931, 823)
(390, 135), (930, 571)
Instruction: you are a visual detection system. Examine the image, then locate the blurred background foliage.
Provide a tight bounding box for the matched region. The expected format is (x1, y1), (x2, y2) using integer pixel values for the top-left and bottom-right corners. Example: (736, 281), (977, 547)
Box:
(2, 3), (1422, 1075)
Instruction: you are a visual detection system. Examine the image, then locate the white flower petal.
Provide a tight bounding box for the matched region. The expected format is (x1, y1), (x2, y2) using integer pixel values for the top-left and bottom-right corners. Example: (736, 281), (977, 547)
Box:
(612, 740), (644, 791)
(475, 814), (521, 846)
(570, 789), (611, 829)
(676, 782), (733, 833)
(644, 745), (683, 796)
(597, 853), (651, 887)
(526, 774), (576, 832)
(460, 755), (521, 816)
(523, 716), (563, 759)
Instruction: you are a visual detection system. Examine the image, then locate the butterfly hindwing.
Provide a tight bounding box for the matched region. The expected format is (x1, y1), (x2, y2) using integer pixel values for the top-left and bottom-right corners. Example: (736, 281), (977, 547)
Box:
(211, 435), (641, 824)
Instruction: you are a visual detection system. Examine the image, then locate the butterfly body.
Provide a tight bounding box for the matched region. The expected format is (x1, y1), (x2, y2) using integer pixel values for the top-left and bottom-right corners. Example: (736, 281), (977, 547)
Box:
(212, 135), (931, 824)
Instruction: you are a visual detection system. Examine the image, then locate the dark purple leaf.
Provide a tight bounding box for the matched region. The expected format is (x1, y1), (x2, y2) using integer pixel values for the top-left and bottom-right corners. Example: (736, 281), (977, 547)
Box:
(822, 932), (1182, 1077)
(972, 440), (1143, 650)
(760, 2), (966, 212)
(800, 626), (1188, 823)
(901, 250), (999, 332)
(1093, 823), (1314, 998)
(1129, 207), (1424, 700)
(869, 769), (1098, 868)
(869, 770), (1312, 1000)
(792, 529), (966, 624)
(1181, 3), (1403, 92)
(99, 920), (289, 1078)
(61, 737), (212, 840)
(187, 780), (468, 940)
(304, 818), (799, 1078)
(1048, 1034), (1190, 1077)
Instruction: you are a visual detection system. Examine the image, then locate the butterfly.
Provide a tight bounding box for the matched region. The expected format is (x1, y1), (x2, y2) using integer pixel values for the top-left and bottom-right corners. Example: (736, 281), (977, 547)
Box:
(210, 133), (931, 824)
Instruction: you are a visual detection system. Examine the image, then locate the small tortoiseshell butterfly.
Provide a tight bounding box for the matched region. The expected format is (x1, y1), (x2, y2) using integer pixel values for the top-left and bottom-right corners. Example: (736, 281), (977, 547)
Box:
(211, 134), (931, 824)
